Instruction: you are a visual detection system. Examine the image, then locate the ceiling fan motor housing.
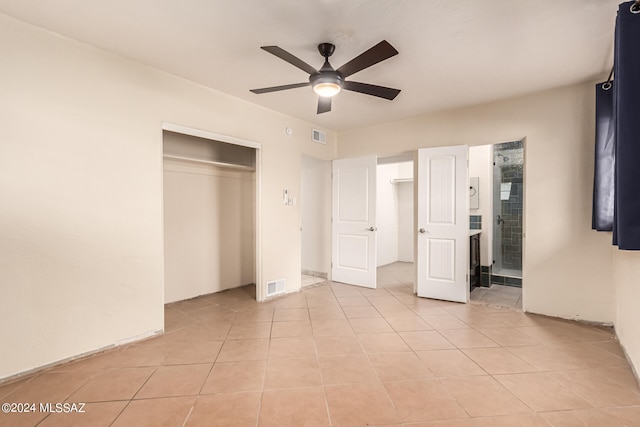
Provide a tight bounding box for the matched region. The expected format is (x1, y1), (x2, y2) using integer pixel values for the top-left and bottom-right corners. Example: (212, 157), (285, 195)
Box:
(309, 70), (344, 88)
(310, 43), (343, 90)
(318, 43), (335, 58)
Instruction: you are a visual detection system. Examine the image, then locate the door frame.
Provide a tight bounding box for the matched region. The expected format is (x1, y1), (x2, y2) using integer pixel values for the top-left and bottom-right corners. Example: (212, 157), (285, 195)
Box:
(160, 122), (263, 301)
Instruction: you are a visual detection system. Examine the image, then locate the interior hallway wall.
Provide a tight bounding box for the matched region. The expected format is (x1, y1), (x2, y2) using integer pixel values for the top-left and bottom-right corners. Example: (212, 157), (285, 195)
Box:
(376, 162), (413, 266)
(397, 181), (414, 263)
(376, 163), (400, 266)
(396, 161), (413, 263)
(469, 145), (493, 267)
(301, 155), (331, 277)
(338, 82), (614, 325)
(0, 14), (337, 380)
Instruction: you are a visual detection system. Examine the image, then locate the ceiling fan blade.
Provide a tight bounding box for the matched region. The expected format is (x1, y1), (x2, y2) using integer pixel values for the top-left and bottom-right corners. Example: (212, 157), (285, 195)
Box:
(250, 82), (310, 94)
(336, 40), (398, 78)
(317, 97), (331, 114)
(343, 81), (401, 100)
(261, 46), (318, 75)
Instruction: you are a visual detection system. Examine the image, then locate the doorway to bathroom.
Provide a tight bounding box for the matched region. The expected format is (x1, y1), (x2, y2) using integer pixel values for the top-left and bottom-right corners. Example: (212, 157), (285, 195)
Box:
(468, 140), (524, 310)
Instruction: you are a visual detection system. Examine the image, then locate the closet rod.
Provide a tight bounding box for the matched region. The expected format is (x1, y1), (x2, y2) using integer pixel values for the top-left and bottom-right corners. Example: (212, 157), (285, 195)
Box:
(390, 178), (413, 184)
(163, 154), (255, 171)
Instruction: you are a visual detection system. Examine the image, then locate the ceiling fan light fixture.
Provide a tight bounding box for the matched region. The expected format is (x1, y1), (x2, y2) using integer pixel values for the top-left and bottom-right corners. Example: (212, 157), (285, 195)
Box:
(311, 71), (344, 98)
(313, 81), (342, 97)
(250, 40), (400, 114)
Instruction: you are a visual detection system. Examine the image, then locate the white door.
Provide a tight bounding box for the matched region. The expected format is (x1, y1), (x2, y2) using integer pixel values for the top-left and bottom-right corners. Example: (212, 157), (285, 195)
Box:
(416, 146), (469, 302)
(332, 156), (377, 288)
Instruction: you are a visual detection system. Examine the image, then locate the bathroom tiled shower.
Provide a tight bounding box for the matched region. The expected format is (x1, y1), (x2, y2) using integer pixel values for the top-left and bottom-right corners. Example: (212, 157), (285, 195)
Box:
(469, 215), (482, 230)
(500, 165), (523, 270)
(492, 141), (523, 287)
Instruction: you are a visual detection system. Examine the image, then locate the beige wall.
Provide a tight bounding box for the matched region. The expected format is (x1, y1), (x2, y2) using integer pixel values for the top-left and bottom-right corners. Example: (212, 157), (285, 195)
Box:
(0, 14), (336, 380)
(613, 250), (640, 376)
(163, 160), (255, 303)
(301, 155), (331, 277)
(339, 82), (615, 323)
(3, 11), (638, 382)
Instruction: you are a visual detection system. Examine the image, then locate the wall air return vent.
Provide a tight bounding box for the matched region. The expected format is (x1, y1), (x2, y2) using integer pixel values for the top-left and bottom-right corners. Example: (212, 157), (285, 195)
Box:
(266, 279), (286, 297)
(311, 129), (327, 144)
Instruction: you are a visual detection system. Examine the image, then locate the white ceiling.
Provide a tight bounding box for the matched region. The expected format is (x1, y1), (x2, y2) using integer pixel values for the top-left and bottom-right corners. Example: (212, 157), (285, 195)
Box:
(0, 0), (620, 131)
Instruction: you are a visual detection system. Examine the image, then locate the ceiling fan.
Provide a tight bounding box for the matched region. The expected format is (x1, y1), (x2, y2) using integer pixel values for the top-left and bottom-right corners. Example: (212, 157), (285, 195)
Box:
(250, 40), (401, 114)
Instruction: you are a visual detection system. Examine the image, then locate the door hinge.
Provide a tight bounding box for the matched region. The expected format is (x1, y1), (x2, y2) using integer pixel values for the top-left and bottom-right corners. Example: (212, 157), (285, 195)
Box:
(466, 274), (469, 282)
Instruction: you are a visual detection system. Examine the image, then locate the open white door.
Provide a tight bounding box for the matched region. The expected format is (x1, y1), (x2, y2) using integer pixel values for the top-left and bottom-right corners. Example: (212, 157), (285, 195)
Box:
(416, 146), (469, 302)
(332, 156), (377, 288)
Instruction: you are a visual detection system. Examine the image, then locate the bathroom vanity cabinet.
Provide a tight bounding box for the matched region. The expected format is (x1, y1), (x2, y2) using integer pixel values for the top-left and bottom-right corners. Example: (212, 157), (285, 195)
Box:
(469, 232), (481, 289)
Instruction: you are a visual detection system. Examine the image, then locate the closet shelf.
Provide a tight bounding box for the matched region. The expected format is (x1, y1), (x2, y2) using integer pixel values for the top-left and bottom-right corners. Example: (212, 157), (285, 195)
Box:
(163, 154), (255, 171)
(390, 178), (413, 184)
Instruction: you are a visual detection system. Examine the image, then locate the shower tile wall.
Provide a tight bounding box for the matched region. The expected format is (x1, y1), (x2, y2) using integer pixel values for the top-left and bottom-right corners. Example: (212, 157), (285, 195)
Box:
(469, 215), (482, 230)
(499, 164), (523, 271)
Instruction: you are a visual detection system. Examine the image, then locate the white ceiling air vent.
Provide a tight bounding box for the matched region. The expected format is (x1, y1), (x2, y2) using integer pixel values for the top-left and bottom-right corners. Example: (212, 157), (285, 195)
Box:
(311, 129), (326, 144)
(266, 279), (286, 297)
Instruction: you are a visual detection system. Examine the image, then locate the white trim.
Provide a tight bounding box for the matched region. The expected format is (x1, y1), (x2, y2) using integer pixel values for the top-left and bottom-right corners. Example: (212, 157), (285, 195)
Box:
(521, 137), (527, 312)
(0, 329), (163, 385)
(390, 178), (413, 184)
(159, 126), (166, 329)
(162, 122), (262, 150)
(255, 147), (263, 301)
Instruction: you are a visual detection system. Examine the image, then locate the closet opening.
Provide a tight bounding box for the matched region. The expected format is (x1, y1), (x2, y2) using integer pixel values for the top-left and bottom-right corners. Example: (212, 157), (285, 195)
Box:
(376, 154), (414, 287)
(162, 124), (260, 306)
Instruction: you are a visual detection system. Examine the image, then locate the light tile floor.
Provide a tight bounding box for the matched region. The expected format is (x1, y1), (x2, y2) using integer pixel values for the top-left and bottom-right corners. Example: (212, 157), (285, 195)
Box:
(302, 274), (327, 287)
(471, 284), (523, 310)
(1, 263), (639, 426)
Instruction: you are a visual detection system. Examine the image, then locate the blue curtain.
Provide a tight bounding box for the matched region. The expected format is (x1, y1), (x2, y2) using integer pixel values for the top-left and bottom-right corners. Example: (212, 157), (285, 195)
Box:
(592, 80), (615, 231)
(593, 1), (640, 249)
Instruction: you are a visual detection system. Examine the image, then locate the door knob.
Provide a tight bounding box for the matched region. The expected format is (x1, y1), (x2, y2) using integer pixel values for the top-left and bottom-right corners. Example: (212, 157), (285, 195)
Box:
(419, 228), (426, 234)
(368, 227), (377, 231)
